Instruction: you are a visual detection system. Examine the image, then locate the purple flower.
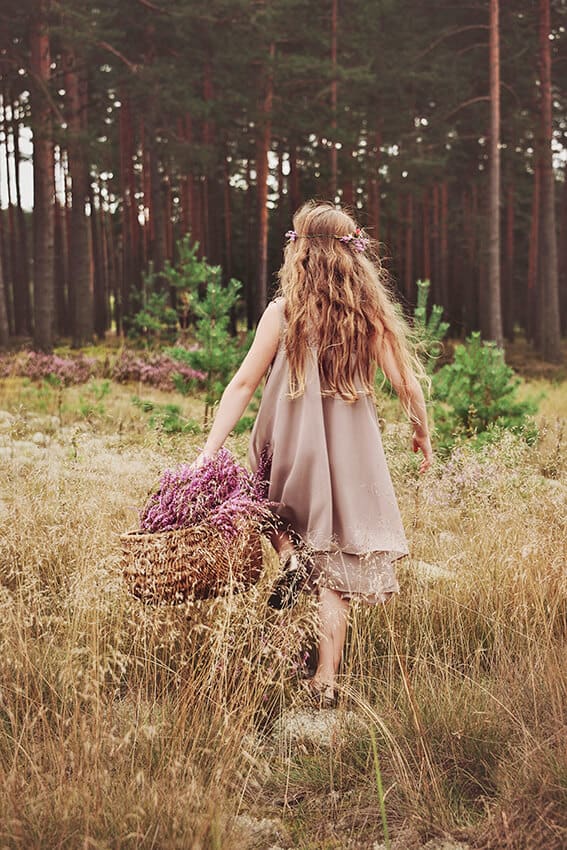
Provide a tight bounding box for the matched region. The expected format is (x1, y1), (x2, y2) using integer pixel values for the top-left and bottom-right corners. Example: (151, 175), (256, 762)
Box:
(285, 230), (297, 243)
(139, 448), (273, 539)
(0, 351), (99, 385)
(112, 350), (205, 390)
(339, 228), (369, 252)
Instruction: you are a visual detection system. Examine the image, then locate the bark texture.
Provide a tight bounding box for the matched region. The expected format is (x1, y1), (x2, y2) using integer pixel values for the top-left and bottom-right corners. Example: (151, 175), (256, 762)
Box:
(30, 0), (55, 351)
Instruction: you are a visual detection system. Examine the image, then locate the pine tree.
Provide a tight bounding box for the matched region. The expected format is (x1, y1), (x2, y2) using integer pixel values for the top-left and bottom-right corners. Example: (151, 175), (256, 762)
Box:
(30, 0), (55, 351)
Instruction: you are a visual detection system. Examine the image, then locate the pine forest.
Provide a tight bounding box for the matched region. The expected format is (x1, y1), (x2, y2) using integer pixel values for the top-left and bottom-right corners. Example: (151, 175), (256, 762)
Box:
(0, 0), (566, 358)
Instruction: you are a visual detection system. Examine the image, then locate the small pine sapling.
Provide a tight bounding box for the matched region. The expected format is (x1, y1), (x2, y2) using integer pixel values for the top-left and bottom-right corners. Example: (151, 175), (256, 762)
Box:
(432, 332), (538, 454)
(161, 235), (211, 341)
(167, 274), (249, 426)
(128, 262), (179, 346)
(413, 279), (450, 374)
(128, 237), (210, 346)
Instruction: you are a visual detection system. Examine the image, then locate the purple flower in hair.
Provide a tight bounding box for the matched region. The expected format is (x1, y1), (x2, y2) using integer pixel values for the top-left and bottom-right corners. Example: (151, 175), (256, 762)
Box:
(285, 230), (297, 243)
(339, 227), (369, 252)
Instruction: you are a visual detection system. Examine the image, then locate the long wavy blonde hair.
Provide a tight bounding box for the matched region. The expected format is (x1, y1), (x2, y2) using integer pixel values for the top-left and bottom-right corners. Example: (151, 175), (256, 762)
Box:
(277, 200), (426, 410)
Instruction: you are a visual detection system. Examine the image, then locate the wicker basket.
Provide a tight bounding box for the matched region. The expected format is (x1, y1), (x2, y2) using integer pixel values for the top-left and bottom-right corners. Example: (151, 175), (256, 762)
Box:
(121, 521), (264, 604)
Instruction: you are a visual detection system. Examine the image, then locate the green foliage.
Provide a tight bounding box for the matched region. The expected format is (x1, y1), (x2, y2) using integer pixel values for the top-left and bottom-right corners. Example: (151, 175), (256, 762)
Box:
(78, 380), (111, 421)
(433, 333), (538, 455)
(413, 279), (450, 374)
(129, 234), (250, 427)
(129, 238), (211, 347)
(131, 396), (201, 435)
(167, 275), (250, 426)
(233, 415), (256, 435)
(160, 236), (211, 336)
(128, 276), (179, 347)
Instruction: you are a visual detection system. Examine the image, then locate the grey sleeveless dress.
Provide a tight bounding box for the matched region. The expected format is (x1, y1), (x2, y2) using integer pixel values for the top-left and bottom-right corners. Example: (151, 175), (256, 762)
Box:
(249, 299), (407, 604)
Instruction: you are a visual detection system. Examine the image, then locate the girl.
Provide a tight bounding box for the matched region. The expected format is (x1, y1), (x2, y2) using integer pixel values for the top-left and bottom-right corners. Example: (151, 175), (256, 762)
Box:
(196, 201), (432, 707)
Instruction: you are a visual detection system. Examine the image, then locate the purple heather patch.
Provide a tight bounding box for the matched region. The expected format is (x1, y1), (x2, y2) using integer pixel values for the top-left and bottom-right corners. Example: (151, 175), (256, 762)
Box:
(139, 447), (273, 539)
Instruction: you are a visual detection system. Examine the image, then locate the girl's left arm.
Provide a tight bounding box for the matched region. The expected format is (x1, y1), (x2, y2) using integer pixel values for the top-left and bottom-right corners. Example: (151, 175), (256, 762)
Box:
(377, 336), (433, 473)
(198, 301), (282, 458)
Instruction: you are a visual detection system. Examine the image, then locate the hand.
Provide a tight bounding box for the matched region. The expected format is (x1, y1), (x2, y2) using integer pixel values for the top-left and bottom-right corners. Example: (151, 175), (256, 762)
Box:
(191, 449), (215, 470)
(412, 430), (433, 473)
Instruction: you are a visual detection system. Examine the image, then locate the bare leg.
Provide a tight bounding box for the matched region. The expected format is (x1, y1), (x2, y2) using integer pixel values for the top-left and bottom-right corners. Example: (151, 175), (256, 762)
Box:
(311, 587), (350, 694)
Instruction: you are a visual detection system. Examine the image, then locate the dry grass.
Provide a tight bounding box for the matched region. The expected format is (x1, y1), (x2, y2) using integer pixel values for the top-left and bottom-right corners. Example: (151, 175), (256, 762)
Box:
(0, 370), (565, 850)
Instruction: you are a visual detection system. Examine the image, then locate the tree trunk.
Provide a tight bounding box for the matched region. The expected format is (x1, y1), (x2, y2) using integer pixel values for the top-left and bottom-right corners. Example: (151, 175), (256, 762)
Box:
(54, 194), (69, 335)
(503, 180), (515, 341)
(487, 0), (504, 346)
(223, 153), (233, 281)
(0, 235), (9, 346)
(90, 183), (107, 339)
(431, 184), (440, 304)
(0, 207), (13, 335)
(462, 187), (475, 332)
(369, 129), (381, 244)
(560, 170), (567, 335)
(149, 139), (167, 283)
(255, 43), (275, 321)
(201, 61), (215, 259)
(404, 193), (413, 301)
(2, 94), (22, 335)
(30, 0), (55, 351)
(395, 193), (403, 294)
(537, 0), (562, 362)
(180, 115), (194, 237)
(13, 99), (32, 333)
(330, 0), (338, 200)
(440, 181), (449, 312)
(342, 168), (354, 208)
(118, 98), (131, 331)
(289, 144), (300, 214)
(64, 50), (93, 347)
(103, 207), (118, 335)
(422, 191), (431, 283)
(245, 157), (254, 328)
(527, 161), (540, 345)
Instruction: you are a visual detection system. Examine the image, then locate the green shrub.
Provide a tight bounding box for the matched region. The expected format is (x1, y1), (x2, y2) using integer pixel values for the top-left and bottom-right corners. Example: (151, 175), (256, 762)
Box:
(128, 286), (179, 346)
(127, 236), (216, 347)
(432, 332), (538, 454)
(131, 396), (201, 435)
(167, 276), (251, 426)
(413, 279), (450, 374)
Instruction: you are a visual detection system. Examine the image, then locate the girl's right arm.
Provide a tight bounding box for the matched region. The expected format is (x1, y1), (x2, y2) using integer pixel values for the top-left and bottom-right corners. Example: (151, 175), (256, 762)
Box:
(196, 300), (282, 461)
(377, 337), (433, 473)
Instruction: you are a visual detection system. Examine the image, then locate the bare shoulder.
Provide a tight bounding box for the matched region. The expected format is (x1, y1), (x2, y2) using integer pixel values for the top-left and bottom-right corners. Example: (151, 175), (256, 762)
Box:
(250, 300), (282, 355)
(257, 298), (285, 337)
(260, 299), (283, 329)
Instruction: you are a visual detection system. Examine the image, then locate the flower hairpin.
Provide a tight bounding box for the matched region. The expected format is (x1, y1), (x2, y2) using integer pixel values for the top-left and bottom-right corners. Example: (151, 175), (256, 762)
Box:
(285, 227), (369, 253)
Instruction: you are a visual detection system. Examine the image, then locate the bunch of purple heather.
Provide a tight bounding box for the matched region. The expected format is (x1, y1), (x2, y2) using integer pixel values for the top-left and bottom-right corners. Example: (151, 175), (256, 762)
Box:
(140, 447), (272, 539)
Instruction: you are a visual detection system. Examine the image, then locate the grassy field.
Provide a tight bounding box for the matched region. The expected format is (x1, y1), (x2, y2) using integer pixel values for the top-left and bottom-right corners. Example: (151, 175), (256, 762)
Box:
(0, 350), (565, 850)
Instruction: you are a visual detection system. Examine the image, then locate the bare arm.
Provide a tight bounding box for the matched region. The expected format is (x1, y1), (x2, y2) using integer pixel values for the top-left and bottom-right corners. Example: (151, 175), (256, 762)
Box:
(377, 336), (433, 472)
(199, 301), (281, 457)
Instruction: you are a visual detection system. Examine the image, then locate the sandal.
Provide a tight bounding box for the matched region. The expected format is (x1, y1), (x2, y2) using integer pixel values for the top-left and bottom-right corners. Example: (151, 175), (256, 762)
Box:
(303, 679), (337, 709)
(267, 550), (313, 610)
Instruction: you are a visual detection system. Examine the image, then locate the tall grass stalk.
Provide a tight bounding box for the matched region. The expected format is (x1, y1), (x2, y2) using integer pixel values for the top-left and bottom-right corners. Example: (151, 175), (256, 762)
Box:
(369, 725), (391, 850)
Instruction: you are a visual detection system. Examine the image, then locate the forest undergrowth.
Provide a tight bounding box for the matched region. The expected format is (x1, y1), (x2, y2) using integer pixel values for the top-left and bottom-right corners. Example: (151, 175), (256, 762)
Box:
(0, 367), (565, 850)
